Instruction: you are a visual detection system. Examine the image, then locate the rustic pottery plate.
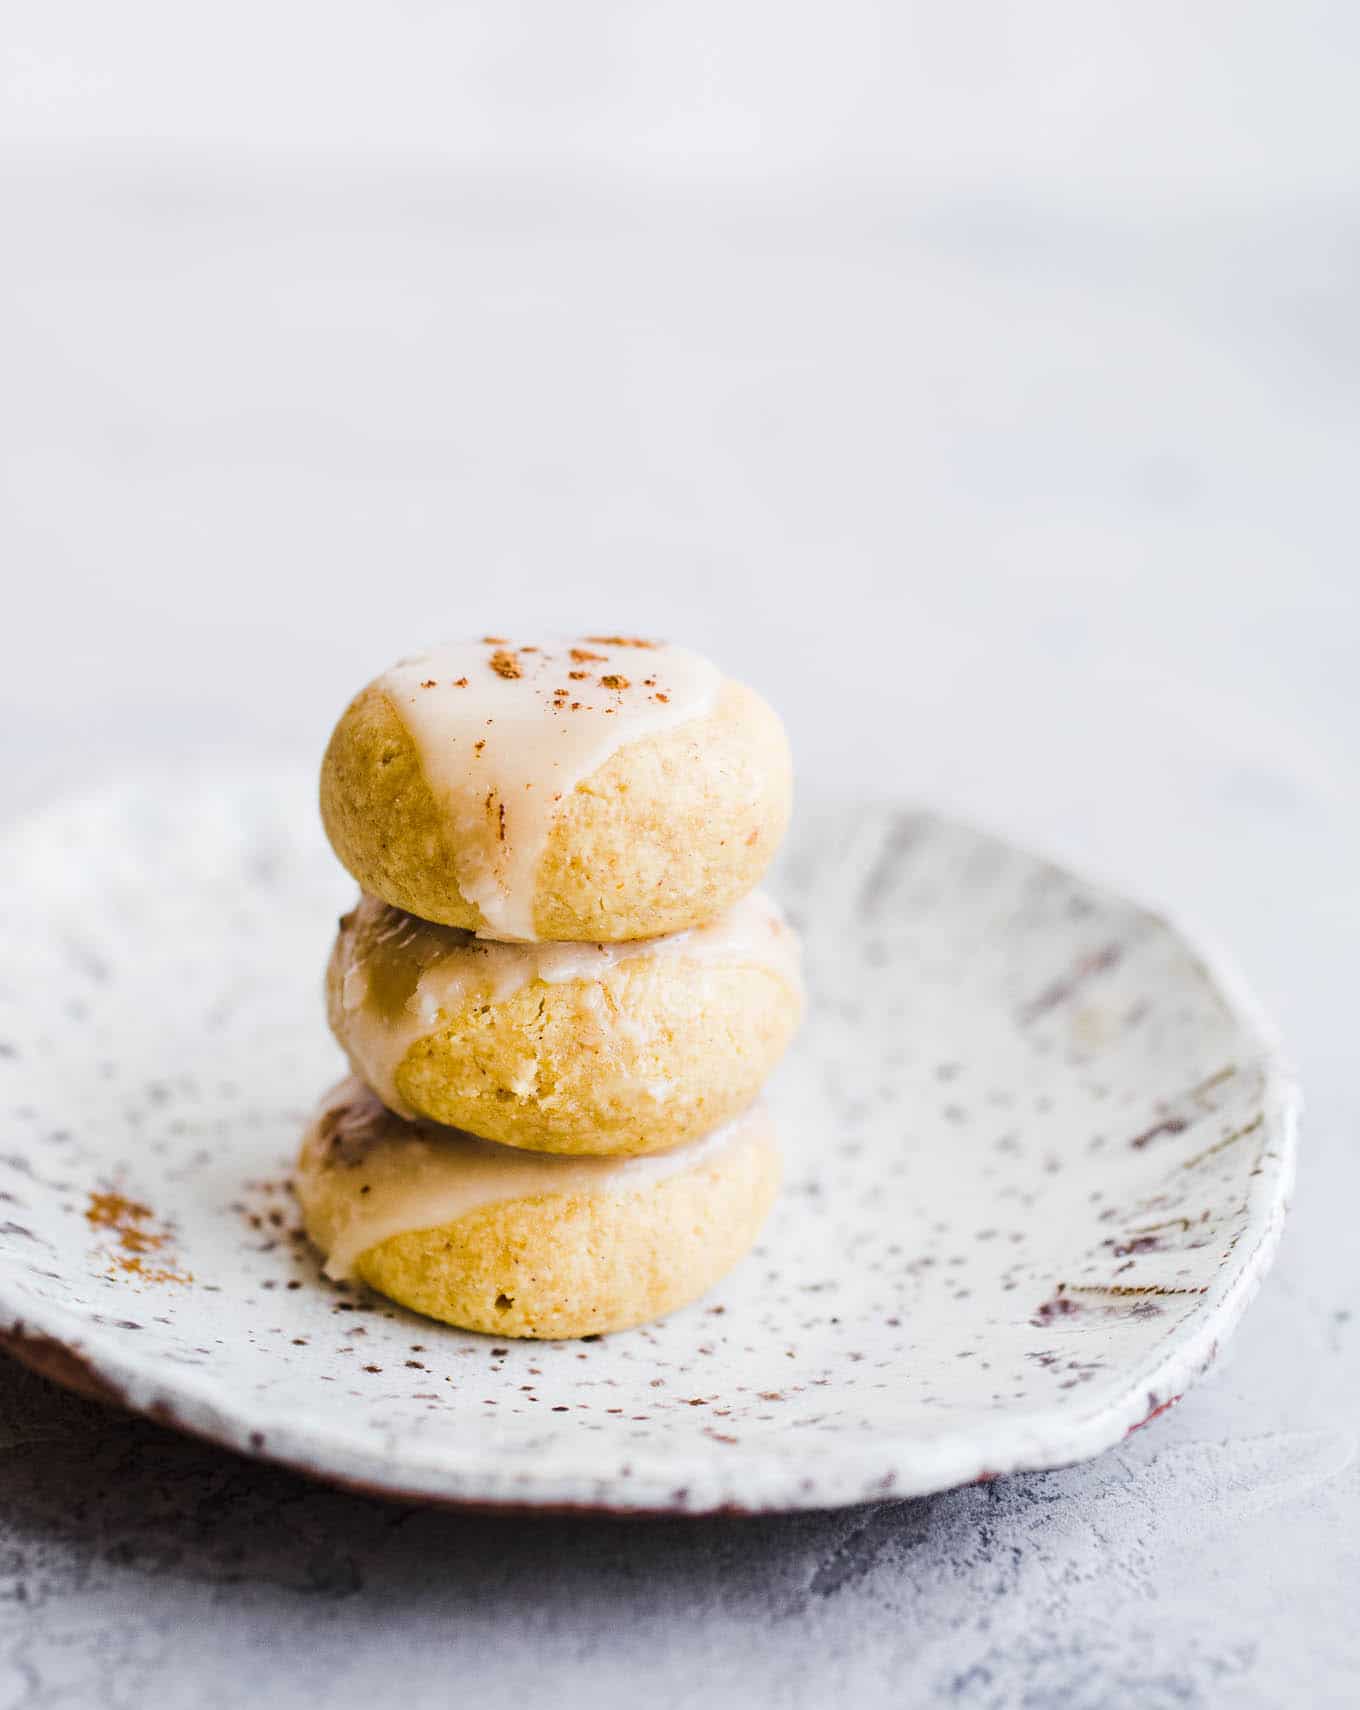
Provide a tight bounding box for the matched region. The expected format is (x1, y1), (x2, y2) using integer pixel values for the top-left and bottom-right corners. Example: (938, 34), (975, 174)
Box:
(0, 777), (1296, 1513)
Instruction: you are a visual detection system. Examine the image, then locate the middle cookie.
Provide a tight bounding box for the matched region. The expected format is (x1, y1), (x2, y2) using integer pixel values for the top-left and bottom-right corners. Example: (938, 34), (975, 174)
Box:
(327, 889), (803, 1156)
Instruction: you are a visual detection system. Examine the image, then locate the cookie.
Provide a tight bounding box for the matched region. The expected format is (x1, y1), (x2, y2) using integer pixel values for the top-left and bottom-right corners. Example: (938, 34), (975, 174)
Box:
(295, 1078), (780, 1338)
(319, 636), (791, 940)
(327, 888), (802, 1155)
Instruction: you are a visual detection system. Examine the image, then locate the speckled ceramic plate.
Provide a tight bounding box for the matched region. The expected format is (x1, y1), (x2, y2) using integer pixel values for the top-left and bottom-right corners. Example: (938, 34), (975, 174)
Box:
(0, 776), (1296, 1513)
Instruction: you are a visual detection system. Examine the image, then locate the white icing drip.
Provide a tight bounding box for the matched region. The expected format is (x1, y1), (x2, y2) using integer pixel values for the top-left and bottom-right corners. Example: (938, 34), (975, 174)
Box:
(332, 888), (803, 1121)
(379, 637), (722, 941)
(296, 1077), (767, 1280)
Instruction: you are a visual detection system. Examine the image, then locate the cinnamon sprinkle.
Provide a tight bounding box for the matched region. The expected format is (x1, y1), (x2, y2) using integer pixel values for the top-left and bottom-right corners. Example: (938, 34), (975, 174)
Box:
(489, 649), (521, 679)
(85, 1191), (190, 1284)
(112, 1254), (191, 1285)
(568, 670), (588, 680)
(86, 1190), (161, 1252)
(600, 673), (629, 691)
(454, 676), (469, 687)
(569, 647), (606, 663)
(482, 635), (509, 645)
(585, 635), (658, 648)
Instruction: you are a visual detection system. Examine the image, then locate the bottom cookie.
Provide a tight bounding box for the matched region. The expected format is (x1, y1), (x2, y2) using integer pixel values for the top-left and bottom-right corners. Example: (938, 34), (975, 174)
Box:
(294, 1077), (780, 1338)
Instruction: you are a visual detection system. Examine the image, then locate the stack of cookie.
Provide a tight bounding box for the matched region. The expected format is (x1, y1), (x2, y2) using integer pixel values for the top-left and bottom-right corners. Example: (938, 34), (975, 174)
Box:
(295, 635), (801, 1338)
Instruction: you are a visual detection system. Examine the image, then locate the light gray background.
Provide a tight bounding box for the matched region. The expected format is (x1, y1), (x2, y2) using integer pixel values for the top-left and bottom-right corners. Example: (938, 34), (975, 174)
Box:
(1, 5), (1356, 1705)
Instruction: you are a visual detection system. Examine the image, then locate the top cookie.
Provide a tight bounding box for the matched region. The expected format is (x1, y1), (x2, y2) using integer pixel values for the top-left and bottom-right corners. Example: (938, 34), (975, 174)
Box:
(320, 636), (792, 941)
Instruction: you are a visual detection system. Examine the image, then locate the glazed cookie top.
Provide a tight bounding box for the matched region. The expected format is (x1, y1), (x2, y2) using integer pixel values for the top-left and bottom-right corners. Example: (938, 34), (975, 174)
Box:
(378, 636), (722, 941)
(329, 887), (803, 1121)
(296, 1077), (771, 1280)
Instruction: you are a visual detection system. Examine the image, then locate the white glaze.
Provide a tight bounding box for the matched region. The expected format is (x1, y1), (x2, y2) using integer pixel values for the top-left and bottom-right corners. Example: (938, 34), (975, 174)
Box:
(296, 1077), (768, 1280)
(331, 887), (802, 1120)
(379, 637), (722, 941)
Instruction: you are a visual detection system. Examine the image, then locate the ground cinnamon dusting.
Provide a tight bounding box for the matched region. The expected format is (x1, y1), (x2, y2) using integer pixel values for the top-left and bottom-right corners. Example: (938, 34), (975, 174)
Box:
(568, 670), (588, 680)
(454, 676), (469, 687)
(86, 1191), (158, 1251)
(600, 673), (629, 691)
(489, 649), (521, 679)
(569, 647), (606, 663)
(585, 635), (658, 648)
(482, 635), (508, 645)
(85, 1191), (191, 1284)
(419, 679), (436, 688)
(112, 1253), (191, 1284)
